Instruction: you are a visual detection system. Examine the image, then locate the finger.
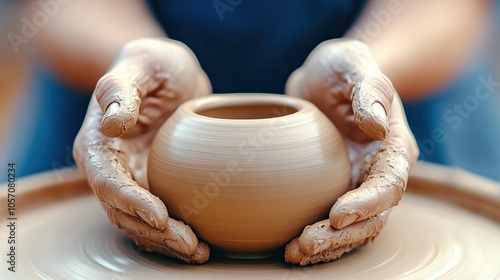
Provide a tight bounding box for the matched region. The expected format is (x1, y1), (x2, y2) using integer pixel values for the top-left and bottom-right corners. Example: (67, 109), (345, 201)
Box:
(351, 73), (394, 141)
(285, 237), (367, 266)
(108, 208), (200, 256)
(85, 142), (169, 229)
(94, 55), (159, 138)
(74, 99), (169, 229)
(94, 39), (211, 138)
(297, 211), (387, 256)
(285, 211), (388, 265)
(286, 39), (394, 142)
(330, 96), (419, 229)
(132, 71), (211, 134)
(133, 235), (210, 264)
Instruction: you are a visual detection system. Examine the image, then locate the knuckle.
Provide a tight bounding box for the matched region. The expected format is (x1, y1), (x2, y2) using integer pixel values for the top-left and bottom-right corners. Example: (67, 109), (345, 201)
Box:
(95, 74), (123, 104)
(346, 39), (370, 52)
(169, 40), (192, 54)
(365, 75), (395, 102)
(121, 39), (154, 56)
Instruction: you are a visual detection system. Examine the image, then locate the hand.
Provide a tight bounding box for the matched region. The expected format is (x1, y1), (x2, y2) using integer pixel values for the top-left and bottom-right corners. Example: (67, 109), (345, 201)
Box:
(73, 38), (212, 263)
(284, 39), (419, 265)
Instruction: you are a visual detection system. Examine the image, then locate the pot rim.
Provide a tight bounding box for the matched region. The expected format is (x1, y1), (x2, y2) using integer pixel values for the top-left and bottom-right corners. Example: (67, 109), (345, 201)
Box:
(178, 93), (314, 122)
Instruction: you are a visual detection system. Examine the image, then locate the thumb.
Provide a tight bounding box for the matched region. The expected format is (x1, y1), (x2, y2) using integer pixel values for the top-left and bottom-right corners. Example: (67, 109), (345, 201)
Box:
(351, 73), (394, 141)
(94, 55), (158, 138)
(285, 39), (395, 142)
(94, 39), (211, 138)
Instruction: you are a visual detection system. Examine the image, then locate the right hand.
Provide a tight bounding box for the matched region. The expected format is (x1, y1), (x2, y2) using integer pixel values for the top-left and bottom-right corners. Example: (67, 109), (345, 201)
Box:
(73, 38), (212, 263)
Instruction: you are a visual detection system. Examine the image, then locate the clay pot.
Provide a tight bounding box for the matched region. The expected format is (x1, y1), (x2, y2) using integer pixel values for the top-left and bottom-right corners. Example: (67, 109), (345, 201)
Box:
(148, 93), (351, 256)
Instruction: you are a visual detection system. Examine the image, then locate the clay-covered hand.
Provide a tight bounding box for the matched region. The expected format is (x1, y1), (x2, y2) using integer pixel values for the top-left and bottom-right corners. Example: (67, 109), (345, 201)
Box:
(73, 38), (211, 263)
(284, 39), (419, 265)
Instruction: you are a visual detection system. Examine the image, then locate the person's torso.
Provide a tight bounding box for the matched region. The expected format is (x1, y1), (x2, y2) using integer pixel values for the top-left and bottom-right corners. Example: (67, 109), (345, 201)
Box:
(148, 0), (366, 93)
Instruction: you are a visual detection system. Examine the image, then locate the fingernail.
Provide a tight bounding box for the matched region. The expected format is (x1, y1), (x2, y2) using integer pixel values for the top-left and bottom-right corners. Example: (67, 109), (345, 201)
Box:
(136, 209), (158, 228)
(365, 102), (388, 140)
(340, 213), (359, 228)
(104, 102), (120, 119)
(101, 102), (125, 137)
(372, 102), (387, 122)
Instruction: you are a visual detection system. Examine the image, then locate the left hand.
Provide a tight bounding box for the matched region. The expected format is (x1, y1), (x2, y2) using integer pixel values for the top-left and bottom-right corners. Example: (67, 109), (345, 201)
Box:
(284, 39), (419, 265)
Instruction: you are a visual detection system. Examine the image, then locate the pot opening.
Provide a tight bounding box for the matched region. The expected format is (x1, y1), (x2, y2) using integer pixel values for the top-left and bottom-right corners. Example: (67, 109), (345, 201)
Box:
(196, 103), (299, 119)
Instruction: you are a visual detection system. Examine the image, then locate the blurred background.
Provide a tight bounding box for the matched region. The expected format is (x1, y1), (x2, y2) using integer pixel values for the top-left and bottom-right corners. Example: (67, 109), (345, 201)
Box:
(1, 0), (499, 182)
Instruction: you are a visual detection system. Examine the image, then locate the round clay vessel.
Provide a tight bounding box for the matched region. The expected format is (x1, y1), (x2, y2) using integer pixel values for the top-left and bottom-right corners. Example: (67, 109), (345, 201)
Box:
(148, 93), (351, 256)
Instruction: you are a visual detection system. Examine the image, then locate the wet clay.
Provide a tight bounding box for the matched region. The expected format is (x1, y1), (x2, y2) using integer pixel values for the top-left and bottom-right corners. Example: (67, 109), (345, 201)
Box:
(285, 211), (388, 265)
(148, 94), (351, 255)
(1, 164), (499, 279)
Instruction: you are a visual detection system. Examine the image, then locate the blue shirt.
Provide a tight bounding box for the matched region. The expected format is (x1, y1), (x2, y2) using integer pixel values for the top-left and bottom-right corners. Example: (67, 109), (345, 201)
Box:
(148, 0), (366, 93)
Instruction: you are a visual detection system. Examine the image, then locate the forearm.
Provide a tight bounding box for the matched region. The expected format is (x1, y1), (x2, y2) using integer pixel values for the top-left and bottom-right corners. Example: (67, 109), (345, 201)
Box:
(29, 0), (164, 91)
(347, 0), (489, 101)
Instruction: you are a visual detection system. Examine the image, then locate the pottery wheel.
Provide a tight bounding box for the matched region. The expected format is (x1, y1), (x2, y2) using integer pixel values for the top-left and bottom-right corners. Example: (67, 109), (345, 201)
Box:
(2, 166), (500, 279)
